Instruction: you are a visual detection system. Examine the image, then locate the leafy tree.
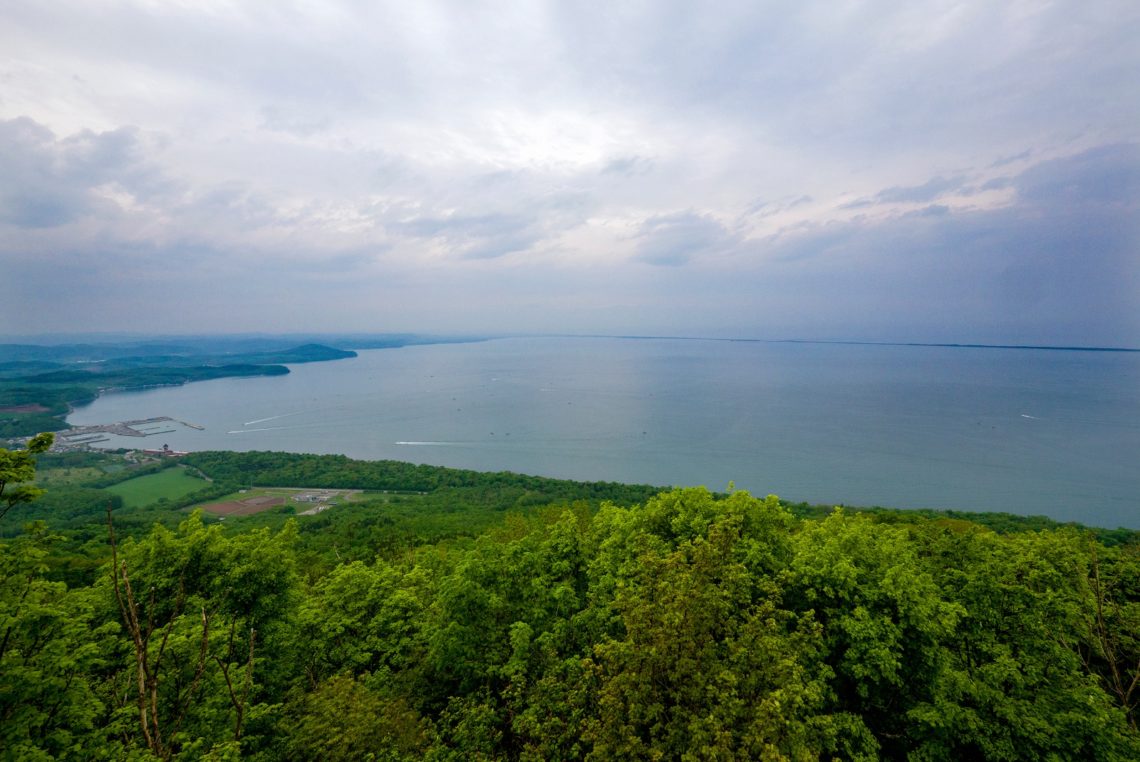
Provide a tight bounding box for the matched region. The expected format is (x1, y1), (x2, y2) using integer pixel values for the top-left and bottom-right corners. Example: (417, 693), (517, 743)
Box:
(3, 445), (1140, 760)
(584, 517), (829, 760)
(908, 523), (1140, 760)
(296, 559), (424, 687)
(284, 674), (427, 762)
(0, 432), (53, 522)
(0, 524), (115, 759)
(1075, 541), (1140, 731)
(785, 509), (964, 757)
(102, 511), (300, 759)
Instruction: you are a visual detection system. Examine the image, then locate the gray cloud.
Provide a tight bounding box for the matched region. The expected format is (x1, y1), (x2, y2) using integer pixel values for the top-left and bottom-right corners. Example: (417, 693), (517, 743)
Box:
(258, 105), (332, 137)
(0, 118), (150, 227)
(990, 150), (1032, 168)
(747, 195), (813, 217)
(635, 212), (732, 267)
(394, 212), (541, 259)
(463, 234), (540, 261)
(396, 212), (529, 240)
(602, 156), (653, 176)
(842, 176), (970, 210)
(874, 175), (968, 204)
(1, 1), (1136, 343)
(739, 145), (1140, 343)
(980, 177), (1011, 191)
(1014, 144), (1140, 207)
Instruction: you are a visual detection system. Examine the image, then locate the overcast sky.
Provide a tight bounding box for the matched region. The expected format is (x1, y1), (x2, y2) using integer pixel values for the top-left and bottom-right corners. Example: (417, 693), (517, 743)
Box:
(1, 0), (1137, 344)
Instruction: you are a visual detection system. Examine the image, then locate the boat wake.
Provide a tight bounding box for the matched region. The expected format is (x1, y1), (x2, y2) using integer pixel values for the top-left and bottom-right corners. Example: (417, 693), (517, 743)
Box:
(244, 411), (306, 426)
(228, 425), (308, 434)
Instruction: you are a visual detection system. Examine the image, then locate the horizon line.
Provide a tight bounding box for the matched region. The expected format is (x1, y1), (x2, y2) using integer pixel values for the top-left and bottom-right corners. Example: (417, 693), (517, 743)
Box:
(540, 334), (1140, 353)
(2, 331), (1138, 354)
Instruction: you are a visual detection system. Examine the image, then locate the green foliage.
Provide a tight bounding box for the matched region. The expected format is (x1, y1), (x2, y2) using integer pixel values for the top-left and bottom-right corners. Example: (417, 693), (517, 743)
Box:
(0, 413), (72, 438)
(582, 491), (834, 760)
(183, 450), (662, 504)
(99, 511), (301, 759)
(33, 450), (117, 470)
(0, 432), (54, 522)
(0, 524), (115, 760)
(0, 486), (122, 537)
(2, 448), (1139, 760)
(284, 674), (427, 761)
(915, 528), (1140, 760)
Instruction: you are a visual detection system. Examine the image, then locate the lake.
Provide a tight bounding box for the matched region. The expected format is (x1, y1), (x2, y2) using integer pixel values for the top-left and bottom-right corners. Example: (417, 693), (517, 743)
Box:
(66, 336), (1140, 528)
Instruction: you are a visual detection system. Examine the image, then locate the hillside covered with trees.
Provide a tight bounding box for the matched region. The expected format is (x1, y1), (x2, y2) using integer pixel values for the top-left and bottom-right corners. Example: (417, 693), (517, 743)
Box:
(1, 446), (1138, 760)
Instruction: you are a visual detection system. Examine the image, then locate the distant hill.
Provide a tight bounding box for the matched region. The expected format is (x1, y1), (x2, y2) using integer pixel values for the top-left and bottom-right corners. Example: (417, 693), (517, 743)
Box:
(0, 333), (486, 363)
(0, 334), (495, 439)
(0, 342), (357, 438)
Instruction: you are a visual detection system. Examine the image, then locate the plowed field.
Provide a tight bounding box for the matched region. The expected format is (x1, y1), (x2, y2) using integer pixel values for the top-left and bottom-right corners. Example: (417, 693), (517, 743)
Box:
(201, 495), (285, 516)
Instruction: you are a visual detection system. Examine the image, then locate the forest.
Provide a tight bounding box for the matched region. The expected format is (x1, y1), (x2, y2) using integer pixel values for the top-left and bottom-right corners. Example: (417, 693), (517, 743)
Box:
(1, 444), (1139, 760)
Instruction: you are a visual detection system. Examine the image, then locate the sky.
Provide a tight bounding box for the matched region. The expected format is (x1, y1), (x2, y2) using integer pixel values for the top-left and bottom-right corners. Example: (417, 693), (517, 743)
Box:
(1, 0), (1138, 345)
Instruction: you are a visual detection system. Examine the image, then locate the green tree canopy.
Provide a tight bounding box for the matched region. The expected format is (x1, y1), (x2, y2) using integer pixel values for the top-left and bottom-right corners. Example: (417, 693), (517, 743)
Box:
(0, 433), (53, 522)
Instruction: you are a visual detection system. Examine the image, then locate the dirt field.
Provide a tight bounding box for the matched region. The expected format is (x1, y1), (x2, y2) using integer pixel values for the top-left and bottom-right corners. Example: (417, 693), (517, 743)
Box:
(201, 495), (286, 516)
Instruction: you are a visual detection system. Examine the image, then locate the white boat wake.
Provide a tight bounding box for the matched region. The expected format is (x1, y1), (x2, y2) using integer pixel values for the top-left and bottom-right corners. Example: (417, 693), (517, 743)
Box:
(244, 411), (306, 426)
(228, 425), (308, 434)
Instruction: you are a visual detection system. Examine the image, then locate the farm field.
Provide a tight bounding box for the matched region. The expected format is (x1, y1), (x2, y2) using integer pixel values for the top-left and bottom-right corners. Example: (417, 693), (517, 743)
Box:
(105, 466), (209, 508)
(201, 494), (286, 516)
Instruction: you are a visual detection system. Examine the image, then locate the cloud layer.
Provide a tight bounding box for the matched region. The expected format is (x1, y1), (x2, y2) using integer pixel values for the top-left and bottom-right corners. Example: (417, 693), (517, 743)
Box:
(1, 1), (1137, 344)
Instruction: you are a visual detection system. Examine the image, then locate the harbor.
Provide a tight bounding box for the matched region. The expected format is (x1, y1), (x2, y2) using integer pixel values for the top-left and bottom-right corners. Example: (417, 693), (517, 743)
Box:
(52, 417), (204, 449)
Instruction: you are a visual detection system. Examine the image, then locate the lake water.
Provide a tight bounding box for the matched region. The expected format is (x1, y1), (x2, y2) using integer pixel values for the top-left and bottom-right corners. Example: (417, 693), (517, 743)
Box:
(67, 337), (1140, 528)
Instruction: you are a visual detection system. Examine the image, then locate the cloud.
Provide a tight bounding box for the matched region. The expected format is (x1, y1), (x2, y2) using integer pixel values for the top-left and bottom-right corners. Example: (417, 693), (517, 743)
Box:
(393, 212), (542, 260)
(747, 195), (813, 217)
(873, 175), (968, 204)
(601, 155), (653, 176)
(1, 2), (1137, 342)
(990, 149), (1032, 168)
(980, 177), (1011, 191)
(0, 117), (153, 228)
(258, 105), (332, 137)
(736, 144), (1140, 342)
(841, 176), (971, 210)
(635, 211), (732, 267)
(1014, 143), (1140, 207)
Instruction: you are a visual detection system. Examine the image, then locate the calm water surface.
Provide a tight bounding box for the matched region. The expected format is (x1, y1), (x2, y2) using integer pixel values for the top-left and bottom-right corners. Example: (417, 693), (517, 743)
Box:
(67, 337), (1140, 528)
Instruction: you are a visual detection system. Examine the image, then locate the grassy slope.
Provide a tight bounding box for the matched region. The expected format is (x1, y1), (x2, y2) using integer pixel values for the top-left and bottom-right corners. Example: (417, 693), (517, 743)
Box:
(104, 466), (209, 508)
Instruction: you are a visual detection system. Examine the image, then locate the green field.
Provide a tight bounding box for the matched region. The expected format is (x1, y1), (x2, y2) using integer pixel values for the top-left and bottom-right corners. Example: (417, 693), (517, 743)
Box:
(105, 466), (208, 508)
(36, 466), (106, 485)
